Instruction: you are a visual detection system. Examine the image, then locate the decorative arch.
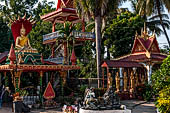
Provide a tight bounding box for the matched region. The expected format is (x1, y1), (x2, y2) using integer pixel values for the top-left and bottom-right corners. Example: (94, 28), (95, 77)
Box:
(24, 54), (37, 64)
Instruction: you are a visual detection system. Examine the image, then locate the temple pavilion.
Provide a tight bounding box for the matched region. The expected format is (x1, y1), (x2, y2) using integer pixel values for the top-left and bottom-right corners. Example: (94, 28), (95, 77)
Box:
(0, 0), (95, 104)
(101, 27), (167, 99)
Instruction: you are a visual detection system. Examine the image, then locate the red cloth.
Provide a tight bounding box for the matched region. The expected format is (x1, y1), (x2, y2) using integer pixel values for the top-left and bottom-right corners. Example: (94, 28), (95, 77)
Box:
(11, 19), (32, 43)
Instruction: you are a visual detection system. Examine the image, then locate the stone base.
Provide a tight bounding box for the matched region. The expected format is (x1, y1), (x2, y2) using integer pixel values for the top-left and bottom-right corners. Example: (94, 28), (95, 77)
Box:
(79, 108), (131, 113)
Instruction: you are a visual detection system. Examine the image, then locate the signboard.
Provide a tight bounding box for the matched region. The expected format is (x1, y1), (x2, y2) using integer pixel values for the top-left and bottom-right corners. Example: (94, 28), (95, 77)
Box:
(43, 31), (64, 44)
(44, 57), (64, 64)
(43, 30), (95, 44)
(72, 31), (95, 39)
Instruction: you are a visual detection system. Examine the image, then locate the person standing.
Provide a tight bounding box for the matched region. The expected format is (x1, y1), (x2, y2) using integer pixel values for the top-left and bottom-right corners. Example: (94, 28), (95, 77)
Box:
(0, 85), (5, 108)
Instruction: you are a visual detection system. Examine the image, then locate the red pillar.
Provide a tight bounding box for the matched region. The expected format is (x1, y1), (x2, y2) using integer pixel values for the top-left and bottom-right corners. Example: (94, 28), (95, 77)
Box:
(52, 23), (56, 32)
(102, 68), (104, 89)
(51, 43), (55, 58)
(82, 18), (85, 32)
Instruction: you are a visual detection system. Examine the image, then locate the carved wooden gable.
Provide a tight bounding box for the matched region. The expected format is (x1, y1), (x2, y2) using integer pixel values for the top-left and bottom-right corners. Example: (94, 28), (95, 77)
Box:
(149, 39), (160, 53)
(132, 39), (146, 54)
(60, 0), (74, 8)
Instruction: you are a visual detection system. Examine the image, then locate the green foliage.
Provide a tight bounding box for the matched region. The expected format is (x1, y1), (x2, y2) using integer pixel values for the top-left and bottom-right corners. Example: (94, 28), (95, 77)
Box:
(152, 56), (170, 93)
(143, 84), (154, 101)
(57, 22), (74, 43)
(79, 85), (88, 93)
(160, 45), (170, 54)
(156, 85), (170, 113)
(19, 89), (29, 96)
(33, 0), (55, 20)
(29, 1), (62, 58)
(104, 11), (144, 58)
(152, 56), (170, 113)
(0, 16), (12, 52)
(136, 83), (154, 101)
(76, 41), (96, 78)
(29, 21), (52, 58)
(0, 0), (38, 21)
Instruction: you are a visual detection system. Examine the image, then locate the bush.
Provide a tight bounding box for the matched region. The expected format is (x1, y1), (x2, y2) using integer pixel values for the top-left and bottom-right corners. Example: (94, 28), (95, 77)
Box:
(156, 85), (170, 113)
(152, 56), (170, 113)
(136, 84), (154, 101)
(143, 84), (154, 101)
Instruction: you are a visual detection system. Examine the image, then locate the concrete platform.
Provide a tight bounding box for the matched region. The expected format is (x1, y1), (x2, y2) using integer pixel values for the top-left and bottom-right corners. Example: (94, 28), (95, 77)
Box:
(79, 108), (131, 113)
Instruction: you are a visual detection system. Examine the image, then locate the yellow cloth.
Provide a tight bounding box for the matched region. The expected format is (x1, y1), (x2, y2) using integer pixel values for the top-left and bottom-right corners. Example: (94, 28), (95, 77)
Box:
(18, 36), (29, 47)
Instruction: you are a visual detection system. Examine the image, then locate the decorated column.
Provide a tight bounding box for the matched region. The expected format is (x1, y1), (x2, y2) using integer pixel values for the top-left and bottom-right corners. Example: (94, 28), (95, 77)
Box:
(146, 64), (152, 84)
(119, 68), (123, 90)
(60, 71), (67, 96)
(130, 71), (135, 93)
(39, 71), (44, 103)
(10, 71), (22, 92)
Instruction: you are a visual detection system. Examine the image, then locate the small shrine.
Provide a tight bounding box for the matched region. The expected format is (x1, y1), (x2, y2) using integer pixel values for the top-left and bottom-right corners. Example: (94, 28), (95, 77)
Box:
(101, 25), (167, 99)
(0, 14), (80, 105)
(0, 0), (96, 109)
(41, 0), (95, 65)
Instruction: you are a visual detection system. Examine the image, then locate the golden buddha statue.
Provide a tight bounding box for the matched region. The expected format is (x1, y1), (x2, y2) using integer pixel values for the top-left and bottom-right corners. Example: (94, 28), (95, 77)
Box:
(123, 71), (128, 92)
(115, 72), (120, 92)
(15, 24), (32, 50)
(107, 73), (113, 88)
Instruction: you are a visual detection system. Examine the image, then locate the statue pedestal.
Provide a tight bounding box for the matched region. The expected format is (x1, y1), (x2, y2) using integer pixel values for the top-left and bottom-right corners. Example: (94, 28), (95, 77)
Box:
(79, 108), (131, 113)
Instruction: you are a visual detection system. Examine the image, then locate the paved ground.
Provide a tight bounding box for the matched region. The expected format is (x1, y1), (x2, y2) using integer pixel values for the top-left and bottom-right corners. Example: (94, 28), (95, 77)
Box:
(0, 100), (157, 113)
(121, 100), (157, 113)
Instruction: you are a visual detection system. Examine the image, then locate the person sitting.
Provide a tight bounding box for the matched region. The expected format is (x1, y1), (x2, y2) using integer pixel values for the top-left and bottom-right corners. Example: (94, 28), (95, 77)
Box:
(15, 24), (32, 50)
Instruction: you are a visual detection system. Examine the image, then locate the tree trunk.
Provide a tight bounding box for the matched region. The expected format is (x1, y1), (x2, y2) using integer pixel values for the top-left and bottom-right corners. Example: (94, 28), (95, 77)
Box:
(95, 15), (102, 88)
(156, 0), (170, 47)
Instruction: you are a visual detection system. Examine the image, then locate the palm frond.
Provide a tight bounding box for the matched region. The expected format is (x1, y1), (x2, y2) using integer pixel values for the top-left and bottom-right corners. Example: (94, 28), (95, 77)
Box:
(149, 14), (169, 20)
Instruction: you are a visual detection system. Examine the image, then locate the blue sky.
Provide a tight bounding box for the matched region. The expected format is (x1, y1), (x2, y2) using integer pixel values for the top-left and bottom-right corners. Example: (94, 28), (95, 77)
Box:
(120, 1), (170, 48)
(1, 0), (170, 48)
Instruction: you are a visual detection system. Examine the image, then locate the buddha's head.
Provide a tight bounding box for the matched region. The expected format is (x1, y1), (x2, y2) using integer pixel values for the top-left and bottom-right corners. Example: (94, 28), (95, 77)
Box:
(20, 24), (26, 36)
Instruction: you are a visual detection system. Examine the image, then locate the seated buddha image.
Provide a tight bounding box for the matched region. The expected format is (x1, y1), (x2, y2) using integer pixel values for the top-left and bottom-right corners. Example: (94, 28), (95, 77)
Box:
(15, 24), (32, 50)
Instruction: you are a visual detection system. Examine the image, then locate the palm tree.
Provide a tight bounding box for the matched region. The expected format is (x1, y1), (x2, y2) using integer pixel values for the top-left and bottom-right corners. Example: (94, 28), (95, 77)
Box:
(74, 0), (124, 88)
(136, 0), (170, 46)
(147, 14), (170, 36)
(58, 22), (75, 64)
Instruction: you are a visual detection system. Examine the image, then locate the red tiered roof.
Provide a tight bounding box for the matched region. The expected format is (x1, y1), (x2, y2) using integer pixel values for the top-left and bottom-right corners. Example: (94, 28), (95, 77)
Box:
(101, 60), (143, 68)
(102, 29), (167, 68)
(132, 34), (160, 54)
(41, 8), (80, 23)
(41, 0), (80, 23)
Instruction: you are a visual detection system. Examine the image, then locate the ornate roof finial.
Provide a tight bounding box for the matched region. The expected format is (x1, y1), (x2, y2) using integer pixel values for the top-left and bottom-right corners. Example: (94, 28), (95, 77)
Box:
(135, 31), (138, 38)
(8, 44), (16, 64)
(141, 22), (149, 39)
(141, 28), (143, 35)
(152, 30), (156, 37)
(144, 22), (147, 33)
(71, 49), (77, 65)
